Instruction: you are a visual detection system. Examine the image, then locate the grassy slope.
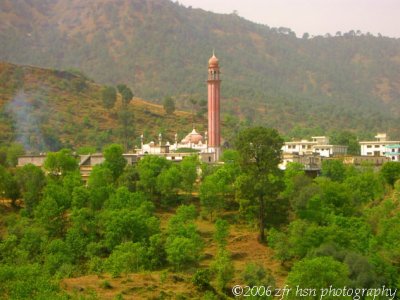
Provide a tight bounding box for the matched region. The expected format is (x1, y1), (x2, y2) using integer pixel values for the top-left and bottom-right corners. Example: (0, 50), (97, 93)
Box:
(0, 62), (206, 151)
(61, 212), (286, 299)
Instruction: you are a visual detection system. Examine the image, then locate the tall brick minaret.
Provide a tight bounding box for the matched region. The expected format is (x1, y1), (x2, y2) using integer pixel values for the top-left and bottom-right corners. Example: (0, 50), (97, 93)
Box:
(207, 51), (221, 160)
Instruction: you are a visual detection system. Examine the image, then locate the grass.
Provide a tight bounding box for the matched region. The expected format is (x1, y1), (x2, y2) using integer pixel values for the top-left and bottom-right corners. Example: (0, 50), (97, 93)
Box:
(61, 208), (287, 299)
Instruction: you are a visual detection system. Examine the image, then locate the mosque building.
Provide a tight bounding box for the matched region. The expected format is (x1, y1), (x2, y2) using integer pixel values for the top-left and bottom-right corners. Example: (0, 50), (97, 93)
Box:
(138, 52), (222, 162)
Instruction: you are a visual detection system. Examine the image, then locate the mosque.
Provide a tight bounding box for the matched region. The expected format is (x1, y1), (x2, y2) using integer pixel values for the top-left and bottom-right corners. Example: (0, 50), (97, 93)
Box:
(137, 52), (222, 162)
(18, 52), (223, 180)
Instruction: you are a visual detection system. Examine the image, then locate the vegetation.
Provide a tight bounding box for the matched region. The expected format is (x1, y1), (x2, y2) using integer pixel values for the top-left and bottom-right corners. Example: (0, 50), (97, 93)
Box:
(0, 62), (206, 152)
(163, 96), (176, 115)
(0, 0), (399, 140)
(1, 125), (399, 299)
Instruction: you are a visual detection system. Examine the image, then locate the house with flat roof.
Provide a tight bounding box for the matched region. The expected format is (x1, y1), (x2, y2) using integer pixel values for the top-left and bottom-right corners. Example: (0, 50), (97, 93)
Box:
(359, 133), (400, 161)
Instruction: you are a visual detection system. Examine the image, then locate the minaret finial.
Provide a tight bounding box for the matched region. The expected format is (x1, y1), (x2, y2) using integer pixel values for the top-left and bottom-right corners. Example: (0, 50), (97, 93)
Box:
(213, 48), (215, 56)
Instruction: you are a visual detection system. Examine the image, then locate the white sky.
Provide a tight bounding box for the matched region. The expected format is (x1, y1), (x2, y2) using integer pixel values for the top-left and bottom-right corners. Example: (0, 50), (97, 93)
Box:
(177, 0), (400, 38)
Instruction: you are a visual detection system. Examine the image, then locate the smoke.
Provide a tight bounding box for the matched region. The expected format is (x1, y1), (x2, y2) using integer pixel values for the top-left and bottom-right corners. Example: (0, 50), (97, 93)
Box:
(5, 90), (46, 152)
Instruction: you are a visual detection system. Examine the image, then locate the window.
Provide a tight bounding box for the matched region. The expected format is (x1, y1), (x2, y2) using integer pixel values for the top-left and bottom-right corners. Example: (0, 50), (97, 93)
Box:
(367, 145), (372, 148)
(375, 145), (380, 148)
(302, 145), (306, 149)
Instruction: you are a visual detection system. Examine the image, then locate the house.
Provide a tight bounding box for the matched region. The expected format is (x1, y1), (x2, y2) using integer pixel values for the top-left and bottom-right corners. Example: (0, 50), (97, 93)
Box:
(282, 136), (347, 158)
(359, 133), (400, 161)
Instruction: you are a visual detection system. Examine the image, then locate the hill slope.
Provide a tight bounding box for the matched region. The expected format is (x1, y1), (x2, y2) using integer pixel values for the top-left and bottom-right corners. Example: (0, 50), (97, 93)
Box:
(0, 0), (400, 137)
(0, 62), (206, 151)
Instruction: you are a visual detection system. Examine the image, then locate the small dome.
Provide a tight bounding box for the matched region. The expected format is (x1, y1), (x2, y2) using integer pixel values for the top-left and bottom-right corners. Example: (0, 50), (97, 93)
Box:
(208, 53), (219, 67)
(181, 129), (203, 145)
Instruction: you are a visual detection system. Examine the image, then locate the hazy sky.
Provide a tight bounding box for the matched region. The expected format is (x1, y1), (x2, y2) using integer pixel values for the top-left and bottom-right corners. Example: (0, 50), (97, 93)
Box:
(178, 0), (400, 38)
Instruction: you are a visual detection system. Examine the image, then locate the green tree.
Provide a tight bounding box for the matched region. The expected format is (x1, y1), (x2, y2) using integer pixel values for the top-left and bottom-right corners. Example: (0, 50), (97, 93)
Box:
(163, 96), (175, 114)
(165, 236), (201, 270)
(214, 219), (229, 249)
(101, 86), (117, 109)
(179, 155), (198, 197)
(87, 165), (114, 210)
(381, 161), (400, 186)
(330, 131), (360, 155)
(4, 143), (24, 167)
(0, 166), (20, 207)
(166, 205), (203, 270)
(116, 84), (134, 150)
(211, 249), (234, 292)
(321, 159), (346, 182)
(117, 165), (139, 192)
(241, 262), (275, 288)
(156, 165), (181, 203)
(103, 144), (127, 180)
(117, 109), (135, 151)
(43, 149), (78, 176)
(286, 256), (350, 300)
(235, 127), (284, 242)
(200, 166), (236, 220)
(15, 164), (46, 216)
(105, 242), (148, 277)
(117, 84), (133, 106)
(137, 155), (171, 200)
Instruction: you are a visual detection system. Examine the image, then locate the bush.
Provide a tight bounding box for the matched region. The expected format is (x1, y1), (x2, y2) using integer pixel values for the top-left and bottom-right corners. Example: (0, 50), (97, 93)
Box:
(192, 269), (212, 291)
(100, 280), (113, 289)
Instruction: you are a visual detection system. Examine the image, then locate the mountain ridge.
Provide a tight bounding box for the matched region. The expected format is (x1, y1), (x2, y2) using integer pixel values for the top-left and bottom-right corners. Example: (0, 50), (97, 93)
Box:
(0, 0), (399, 138)
(0, 61), (206, 151)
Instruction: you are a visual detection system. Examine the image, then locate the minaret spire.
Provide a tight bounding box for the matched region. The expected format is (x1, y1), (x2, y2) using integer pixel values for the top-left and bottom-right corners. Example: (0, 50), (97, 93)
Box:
(207, 51), (221, 161)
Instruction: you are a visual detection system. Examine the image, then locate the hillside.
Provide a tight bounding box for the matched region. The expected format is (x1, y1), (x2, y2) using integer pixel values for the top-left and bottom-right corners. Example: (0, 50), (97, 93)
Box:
(0, 62), (206, 152)
(0, 0), (400, 138)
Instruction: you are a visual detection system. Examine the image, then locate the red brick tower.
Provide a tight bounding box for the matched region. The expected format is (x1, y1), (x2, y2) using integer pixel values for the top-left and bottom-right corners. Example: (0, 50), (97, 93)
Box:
(207, 52), (221, 160)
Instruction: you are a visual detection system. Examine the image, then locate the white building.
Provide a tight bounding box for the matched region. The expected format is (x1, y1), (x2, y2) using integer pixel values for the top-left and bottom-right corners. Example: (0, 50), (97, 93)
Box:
(360, 133), (400, 161)
(282, 136), (347, 158)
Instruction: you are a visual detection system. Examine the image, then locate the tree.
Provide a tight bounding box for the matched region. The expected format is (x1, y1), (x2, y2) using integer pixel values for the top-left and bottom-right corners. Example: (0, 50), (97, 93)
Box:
(87, 165), (114, 210)
(214, 219), (229, 249)
(381, 162), (400, 186)
(117, 109), (135, 151)
(117, 84), (133, 106)
(321, 159), (346, 182)
(179, 155), (198, 197)
(101, 86), (117, 109)
(286, 256), (350, 300)
(3, 143), (24, 167)
(156, 165), (181, 203)
(0, 166), (20, 207)
(330, 131), (359, 155)
(15, 164), (46, 216)
(235, 127), (284, 243)
(137, 155), (171, 200)
(116, 84), (134, 150)
(241, 262), (275, 288)
(166, 205), (203, 270)
(211, 249), (234, 292)
(103, 144), (127, 180)
(105, 242), (148, 277)
(43, 149), (78, 176)
(163, 96), (175, 114)
(200, 173), (226, 221)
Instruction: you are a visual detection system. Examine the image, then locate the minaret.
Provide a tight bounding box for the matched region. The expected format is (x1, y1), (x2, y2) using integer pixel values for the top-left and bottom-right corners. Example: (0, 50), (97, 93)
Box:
(207, 51), (221, 160)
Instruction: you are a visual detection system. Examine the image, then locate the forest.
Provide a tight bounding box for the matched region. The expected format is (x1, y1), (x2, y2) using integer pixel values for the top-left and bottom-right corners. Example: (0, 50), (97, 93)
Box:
(1, 0), (400, 137)
(1, 127), (400, 299)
